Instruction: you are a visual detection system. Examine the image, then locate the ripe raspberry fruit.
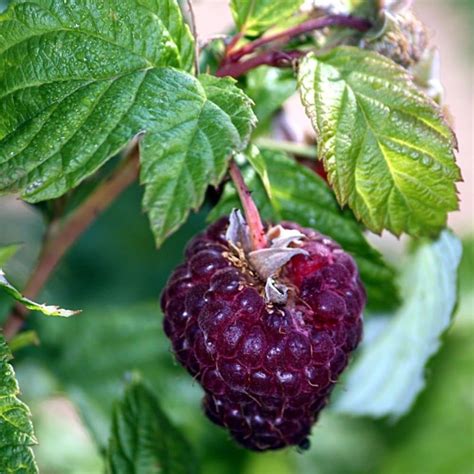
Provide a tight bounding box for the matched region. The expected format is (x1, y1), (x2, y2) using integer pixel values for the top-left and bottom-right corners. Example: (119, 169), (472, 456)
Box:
(161, 214), (365, 451)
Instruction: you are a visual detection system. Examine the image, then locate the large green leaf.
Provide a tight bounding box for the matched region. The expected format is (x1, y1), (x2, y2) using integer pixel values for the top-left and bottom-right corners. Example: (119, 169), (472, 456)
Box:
(0, 1), (256, 246)
(140, 73), (256, 245)
(298, 47), (460, 237)
(0, 332), (38, 473)
(107, 380), (197, 474)
(209, 149), (399, 310)
(0, 0), (193, 201)
(231, 0), (304, 35)
(335, 230), (462, 418)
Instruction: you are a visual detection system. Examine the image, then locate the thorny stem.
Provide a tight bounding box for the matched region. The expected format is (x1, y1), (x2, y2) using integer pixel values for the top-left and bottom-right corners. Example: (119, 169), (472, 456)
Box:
(227, 14), (371, 62)
(2, 147), (140, 341)
(228, 159), (267, 250)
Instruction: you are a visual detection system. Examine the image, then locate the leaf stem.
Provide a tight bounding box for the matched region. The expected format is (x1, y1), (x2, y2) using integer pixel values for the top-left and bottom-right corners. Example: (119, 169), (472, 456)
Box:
(255, 137), (317, 159)
(2, 147), (140, 341)
(225, 14), (371, 63)
(228, 159), (267, 250)
(216, 50), (304, 78)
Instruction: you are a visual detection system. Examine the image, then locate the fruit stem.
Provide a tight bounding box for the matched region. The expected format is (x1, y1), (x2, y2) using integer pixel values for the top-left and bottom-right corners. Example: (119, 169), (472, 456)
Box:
(228, 159), (267, 250)
(2, 147), (140, 341)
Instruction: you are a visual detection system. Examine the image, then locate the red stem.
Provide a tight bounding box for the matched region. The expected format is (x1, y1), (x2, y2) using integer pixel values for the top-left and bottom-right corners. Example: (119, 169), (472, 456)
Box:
(228, 160), (267, 250)
(227, 14), (371, 63)
(216, 50), (304, 78)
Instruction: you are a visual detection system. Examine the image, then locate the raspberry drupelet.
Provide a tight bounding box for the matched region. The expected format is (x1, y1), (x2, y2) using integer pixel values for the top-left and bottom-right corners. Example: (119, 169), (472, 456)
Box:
(161, 215), (365, 451)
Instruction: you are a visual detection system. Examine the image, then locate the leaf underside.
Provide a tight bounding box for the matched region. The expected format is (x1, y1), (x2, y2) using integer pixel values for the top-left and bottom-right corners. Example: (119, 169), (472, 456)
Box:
(0, 332), (38, 473)
(335, 231), (462, 418)
(209, 149), (399, 311)
(298, 47), (460, 237)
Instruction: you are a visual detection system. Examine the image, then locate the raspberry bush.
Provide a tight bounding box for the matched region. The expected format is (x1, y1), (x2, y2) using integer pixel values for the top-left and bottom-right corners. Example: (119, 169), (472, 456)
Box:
(0, 0), (466, 472)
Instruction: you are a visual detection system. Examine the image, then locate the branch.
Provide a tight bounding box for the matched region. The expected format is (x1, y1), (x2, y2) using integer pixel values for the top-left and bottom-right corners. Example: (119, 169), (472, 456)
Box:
(216, 50), (304, 78)
(2, 147), (140, 340)
(226, 14), (372, 63)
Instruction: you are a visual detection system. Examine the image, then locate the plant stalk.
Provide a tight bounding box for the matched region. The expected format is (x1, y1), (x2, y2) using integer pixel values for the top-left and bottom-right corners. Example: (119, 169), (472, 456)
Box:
(225, 14), (372, 63)
(228, 159), (267, 250)
(216, 50), (304, 78)
(2, 147), (140, 341)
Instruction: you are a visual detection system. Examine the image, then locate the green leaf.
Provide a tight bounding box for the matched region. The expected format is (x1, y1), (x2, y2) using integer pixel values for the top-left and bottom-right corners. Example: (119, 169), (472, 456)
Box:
(107, 379), (197, 474)
(140, 73), (256, 246)
(0, 331), (38, 473)
(298, 47), (460, 237)
(0, 1), (256, 245)
(244, 67), (296, 131)
(243, 145), (272, 199)
(0, 269), (79, 317)
(335, 230), (462, 418)
(0, 243), (20, 267)
(231, 0), (304, 35)
(0, 0), (194, 201)
(209, 149), (399, 310)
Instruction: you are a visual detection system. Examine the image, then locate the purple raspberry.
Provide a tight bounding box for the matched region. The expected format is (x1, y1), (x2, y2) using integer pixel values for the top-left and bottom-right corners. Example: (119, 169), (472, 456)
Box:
(161, 217), (365, 451)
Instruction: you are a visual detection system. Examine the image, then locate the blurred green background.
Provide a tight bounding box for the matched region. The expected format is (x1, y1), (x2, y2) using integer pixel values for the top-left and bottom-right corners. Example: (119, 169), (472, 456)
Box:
(0, 0), (473, 473)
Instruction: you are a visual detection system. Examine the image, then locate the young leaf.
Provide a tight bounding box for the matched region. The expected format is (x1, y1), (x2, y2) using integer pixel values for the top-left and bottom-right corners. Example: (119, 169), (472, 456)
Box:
(0, 269), (79, 317)
(335, 230), (462, 418)
(107, 380), (197, 474)
(140, 73), (256, 246)
(0, 332), (38, 474)
(231, 0), (304, 35)
(0, 0), (193, 201)
(210, 149), (399, 310)
(298, 47), (460, 237)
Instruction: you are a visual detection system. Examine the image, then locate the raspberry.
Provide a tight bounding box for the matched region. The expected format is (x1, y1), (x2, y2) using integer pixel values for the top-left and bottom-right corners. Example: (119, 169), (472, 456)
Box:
(161, 217), (365, 451)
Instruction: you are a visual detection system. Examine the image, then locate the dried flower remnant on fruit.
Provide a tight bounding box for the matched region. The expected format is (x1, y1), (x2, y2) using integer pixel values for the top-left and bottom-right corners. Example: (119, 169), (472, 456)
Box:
(161, 214), (366, 451)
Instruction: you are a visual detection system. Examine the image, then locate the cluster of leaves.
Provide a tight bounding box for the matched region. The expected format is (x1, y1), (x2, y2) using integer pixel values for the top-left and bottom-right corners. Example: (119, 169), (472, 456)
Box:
(0, 0), (464, 472)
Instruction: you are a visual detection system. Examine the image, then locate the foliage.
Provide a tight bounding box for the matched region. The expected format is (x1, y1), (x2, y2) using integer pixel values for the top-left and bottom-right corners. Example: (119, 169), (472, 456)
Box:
(298, 47), (460, 237)
(0, 0), (467, 472)
(0, 269), (78, 317)
(0, 332), (37, 473)
(107, 380), (197, 474)
(335, 231), (462, 417)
